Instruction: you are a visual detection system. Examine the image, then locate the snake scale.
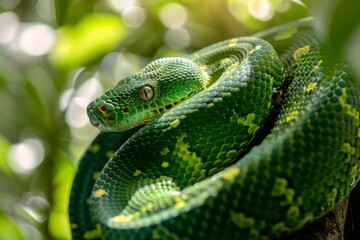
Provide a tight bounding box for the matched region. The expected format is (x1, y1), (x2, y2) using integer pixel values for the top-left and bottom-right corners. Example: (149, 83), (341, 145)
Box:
(69, 18), (360, 239)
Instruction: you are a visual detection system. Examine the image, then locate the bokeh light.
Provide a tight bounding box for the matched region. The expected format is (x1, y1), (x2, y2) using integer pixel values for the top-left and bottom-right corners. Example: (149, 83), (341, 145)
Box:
(7, 139), (45, 174)
(160, 3), (188, 29)
(36, 0), (55, 22)
(0, 11), (19, 44)
(159, 3), (190, 50)
(248, 0), (274, 21)
(122, 6), (146, 28)
(164, 28), (191, 50)
(18, 23), (54, 56)
(21, 192), (50, 223)
(64, 76), (103, 128)
(107, 0), (139, 13)
(100, 52), (143, 84)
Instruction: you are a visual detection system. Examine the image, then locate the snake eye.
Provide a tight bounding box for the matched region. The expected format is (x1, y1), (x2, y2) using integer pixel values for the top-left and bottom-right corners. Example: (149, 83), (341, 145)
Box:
(139, 86), (154, 101)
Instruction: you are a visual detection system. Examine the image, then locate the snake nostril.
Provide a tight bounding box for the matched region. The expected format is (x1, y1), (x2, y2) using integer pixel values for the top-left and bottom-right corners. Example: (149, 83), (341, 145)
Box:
(99, 105), (107, 112)
(87, 100), (117, 127)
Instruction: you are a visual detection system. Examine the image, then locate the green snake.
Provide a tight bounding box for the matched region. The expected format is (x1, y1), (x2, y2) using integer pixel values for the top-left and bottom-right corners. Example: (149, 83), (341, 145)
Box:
(69, 18), (360, 239)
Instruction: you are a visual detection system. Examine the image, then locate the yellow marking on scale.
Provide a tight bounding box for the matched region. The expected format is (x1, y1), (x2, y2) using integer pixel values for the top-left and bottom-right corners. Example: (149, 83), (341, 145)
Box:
(89, 144), (100, 154)
(237, 113), (259, 134)
(222, 167), (240, 180)
(213, 97), (223, 103)
(228, 38), (238, 47)
(271, 178), (288, 197)
(193, 53), (201, 59)
(339, 88), (360, 119)
(173, 134), (202, 164)
(220, 58), (231, 65)
(231, 212), (255, 229)
(303, 82), (317, 94)
(92, 171), (100, 180)
(112, 215), (133, 223)
(161, 161), (169, 168)
(200, 64), (208, 71)
(170, 119), (180, 128)
(350, 165), (358, 180)
(174, 195), (189, 209)
(222, 92), (232, 98)
(160, 147), (170, 156)
(93, 189), (108, 198)
(311, 60), (323, 74)
(357, 128), (360, 138)
(285, 111), (299, 123)
(175, 200), (185, 209)
(341, 142), (356, 155)
(224, 62), (240, 74)
(293, 45), (310, 63)
(271, 222), (291, 235)
(141, 203), (154, 213)
(206, 103), (214, 108)
(106, 150), (115, 159)
(134, 169), (142, 176)
(286, 206), (300, 220)
(326, 188), (338, 209)
(248, 45), (262, 55)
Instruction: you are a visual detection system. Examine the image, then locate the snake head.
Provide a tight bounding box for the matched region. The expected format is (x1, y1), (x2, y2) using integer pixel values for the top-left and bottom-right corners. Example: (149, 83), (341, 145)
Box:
(87, 57), (209, 132)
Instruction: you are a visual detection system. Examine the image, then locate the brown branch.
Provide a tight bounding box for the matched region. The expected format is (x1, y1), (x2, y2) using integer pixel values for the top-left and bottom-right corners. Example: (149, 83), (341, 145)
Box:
(286, 197), (349, 240)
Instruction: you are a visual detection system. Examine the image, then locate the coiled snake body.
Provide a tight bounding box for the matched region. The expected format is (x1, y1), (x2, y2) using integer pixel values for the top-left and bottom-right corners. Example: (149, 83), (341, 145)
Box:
(69, 18), (360, 239)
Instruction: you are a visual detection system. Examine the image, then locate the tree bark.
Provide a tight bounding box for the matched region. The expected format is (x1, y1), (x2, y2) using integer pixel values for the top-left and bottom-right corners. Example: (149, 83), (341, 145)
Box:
(286, 198), (349, 240)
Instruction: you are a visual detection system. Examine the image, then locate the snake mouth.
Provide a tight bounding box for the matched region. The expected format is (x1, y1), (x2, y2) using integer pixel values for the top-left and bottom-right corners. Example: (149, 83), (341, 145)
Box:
(88, 106), (158, 132)
(152, 100), (183, 114)
(88, 110), (103, 128)
(87, 96), (189, 132)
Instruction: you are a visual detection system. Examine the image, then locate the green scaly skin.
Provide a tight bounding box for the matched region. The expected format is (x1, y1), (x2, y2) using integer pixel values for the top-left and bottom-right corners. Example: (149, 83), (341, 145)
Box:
(69, 18), (360, 239)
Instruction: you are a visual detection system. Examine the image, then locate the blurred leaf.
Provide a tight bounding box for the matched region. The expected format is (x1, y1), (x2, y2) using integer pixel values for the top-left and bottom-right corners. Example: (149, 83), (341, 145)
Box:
(291, 0), (307, 8)
(0, 135), (11, 174)
(54, 0), (72, 26)
(310, 0), (360, 79)
(49, 14), (126, 70)
(0, 213), (22, 240)
(48, 155), (74, 239)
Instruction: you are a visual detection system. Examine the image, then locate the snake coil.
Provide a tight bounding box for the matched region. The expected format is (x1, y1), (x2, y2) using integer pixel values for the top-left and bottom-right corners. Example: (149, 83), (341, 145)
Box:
(69, 18), (360, 240)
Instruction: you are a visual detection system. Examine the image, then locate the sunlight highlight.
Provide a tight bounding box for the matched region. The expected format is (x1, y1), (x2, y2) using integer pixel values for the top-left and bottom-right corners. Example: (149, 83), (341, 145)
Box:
(160, 3), (188, 29)
(107, 0), (139, 13)
(65, 77), (103, 128)
(19, 24), (54, 56)
(248, 0), (274, 21)
(122, 6), (146, 28)
(165, 28), (190, 50)
(0, 11), (19, 44)
(8, 139), (45, 174)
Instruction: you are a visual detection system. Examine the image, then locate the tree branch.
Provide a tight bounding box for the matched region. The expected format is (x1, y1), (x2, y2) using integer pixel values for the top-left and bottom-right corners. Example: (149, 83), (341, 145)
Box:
(286, 197), (349, 240)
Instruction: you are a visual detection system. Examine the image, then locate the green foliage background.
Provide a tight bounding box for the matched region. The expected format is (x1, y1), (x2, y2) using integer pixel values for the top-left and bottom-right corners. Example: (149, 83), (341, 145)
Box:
(0, 0), (358, 239)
